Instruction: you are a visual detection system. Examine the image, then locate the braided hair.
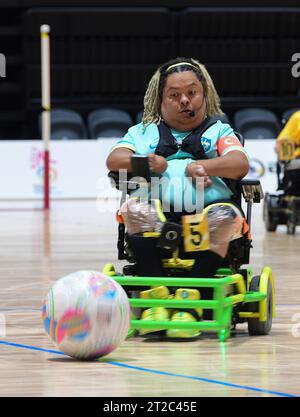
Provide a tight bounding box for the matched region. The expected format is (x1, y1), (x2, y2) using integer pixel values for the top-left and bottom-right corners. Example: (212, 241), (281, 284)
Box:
(142, 57), (224, 127)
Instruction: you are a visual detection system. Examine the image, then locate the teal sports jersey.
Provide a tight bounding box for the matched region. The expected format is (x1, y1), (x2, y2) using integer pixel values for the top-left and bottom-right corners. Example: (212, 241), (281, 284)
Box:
(111, 121), (248, 211)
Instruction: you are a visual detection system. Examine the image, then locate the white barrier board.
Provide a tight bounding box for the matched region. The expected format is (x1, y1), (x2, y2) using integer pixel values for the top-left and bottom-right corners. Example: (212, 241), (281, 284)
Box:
(0, 138), (278, 200)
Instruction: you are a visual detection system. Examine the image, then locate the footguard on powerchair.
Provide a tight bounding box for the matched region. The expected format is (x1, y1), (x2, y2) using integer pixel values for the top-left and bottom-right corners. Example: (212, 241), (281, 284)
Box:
(104, 155), (275, 342)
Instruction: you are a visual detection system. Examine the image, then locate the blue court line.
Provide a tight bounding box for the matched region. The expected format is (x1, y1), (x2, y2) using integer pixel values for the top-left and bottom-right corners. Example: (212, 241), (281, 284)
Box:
(0, 340), (65, 356)
(108, 361), (297, 398)
(0, 339), (297, 397)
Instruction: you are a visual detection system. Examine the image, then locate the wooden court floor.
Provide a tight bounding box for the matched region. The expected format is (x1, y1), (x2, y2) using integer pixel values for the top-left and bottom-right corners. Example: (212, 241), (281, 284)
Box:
(0, 200), (299, 397)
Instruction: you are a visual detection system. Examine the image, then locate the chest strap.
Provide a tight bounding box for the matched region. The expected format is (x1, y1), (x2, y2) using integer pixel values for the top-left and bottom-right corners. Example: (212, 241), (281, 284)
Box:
(155, 117), (217, 159)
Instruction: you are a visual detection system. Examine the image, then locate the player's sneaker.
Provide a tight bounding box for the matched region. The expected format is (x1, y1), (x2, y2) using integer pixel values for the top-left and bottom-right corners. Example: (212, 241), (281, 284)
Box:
(139, 286), (170, 299)
(174, 288), (203, 317)
(139, 307), (169, 336)
(167, 288), (202, 339)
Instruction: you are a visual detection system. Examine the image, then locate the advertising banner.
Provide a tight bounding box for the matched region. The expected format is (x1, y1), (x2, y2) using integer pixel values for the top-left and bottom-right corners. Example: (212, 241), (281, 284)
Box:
(0, 139), (278, 200)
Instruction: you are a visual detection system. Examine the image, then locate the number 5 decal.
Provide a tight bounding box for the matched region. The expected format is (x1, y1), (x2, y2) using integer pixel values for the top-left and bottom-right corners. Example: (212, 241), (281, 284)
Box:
(189, 222), (202, 246)
(182, 213), (210, 252)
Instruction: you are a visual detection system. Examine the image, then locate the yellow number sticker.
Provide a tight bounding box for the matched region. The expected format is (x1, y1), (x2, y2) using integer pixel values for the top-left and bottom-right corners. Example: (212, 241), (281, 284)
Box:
(279, 139), (295, 161)
(182, 213), (210, 252)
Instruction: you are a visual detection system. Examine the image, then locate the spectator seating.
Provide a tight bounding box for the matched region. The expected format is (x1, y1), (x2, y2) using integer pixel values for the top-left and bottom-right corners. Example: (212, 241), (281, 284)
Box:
(88, 108), (133, 138)
(234, 108), (281, 139)
(39, 108), (87, 140)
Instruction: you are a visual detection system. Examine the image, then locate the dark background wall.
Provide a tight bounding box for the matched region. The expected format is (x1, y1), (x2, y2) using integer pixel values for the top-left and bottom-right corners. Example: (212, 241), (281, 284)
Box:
(0, 0), (300, 138)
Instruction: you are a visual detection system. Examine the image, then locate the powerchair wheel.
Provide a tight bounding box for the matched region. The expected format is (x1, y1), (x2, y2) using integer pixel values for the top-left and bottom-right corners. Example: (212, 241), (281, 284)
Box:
(247, 275), (273, 336)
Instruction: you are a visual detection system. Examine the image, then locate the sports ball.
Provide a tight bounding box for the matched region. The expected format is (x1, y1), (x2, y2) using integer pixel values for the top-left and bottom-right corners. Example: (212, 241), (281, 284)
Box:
(42, 270), (130, 359)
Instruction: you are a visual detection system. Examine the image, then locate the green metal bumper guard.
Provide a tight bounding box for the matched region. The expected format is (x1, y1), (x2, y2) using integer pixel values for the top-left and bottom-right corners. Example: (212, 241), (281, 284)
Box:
(112, 266), (275, 342)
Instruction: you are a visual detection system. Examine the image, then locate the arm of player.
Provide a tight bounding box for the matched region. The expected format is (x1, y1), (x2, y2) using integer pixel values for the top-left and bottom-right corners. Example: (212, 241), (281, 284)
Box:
(186, 135), (249, 180)
(106, 147), (134, 172)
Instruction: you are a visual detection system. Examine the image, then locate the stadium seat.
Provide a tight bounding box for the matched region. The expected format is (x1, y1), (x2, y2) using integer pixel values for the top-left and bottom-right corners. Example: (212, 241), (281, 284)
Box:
(281, 108), (300, 125)
(88, 108), (133, 139)
(39, 108), (87, 140)
(234, 108), (281, 139)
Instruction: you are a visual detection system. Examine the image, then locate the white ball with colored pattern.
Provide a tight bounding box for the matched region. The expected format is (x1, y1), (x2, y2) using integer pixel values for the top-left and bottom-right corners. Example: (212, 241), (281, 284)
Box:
(42, 270), (130, 359)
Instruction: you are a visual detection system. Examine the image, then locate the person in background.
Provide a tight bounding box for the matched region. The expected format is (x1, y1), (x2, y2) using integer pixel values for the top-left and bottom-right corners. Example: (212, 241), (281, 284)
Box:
(275, 110), (300, 195)
(275, 110), (300, 158)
